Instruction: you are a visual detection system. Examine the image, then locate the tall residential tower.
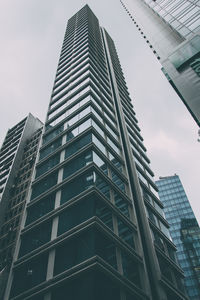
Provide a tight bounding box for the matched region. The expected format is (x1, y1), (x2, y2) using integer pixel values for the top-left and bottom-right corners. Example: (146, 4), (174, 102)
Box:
(4, 5), (186, 300)
(0, 114), (43, 298)
(121, 0), (200, 127)
(156, 175), (200, 299)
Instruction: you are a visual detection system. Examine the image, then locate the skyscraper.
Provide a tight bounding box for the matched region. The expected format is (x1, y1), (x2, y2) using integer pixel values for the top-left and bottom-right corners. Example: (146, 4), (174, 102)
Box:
(156, 175), (200, 299)
(120, 0), (200, 127)
(3, 5), (186, 300)
(0, 114), (43, 298)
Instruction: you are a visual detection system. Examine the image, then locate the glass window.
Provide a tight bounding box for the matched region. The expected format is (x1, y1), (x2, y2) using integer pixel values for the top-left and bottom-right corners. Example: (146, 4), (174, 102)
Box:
(118, 218), (135, 248)
(66, 118), (91, 141)
(157, 254), (173, 283)
(94, 172), (111, 200)
(31, 171), (58, 200)
(40, 137), (62, 160)
(93, 152), (108, 174)
(114, 191), (130, 218)
(96, 200), (113, 230)
(105, 123), (118, 140)
(111, 170), (126, 193)
(121, 251), (141, 287)
(169, 35), (200, 69)
(107, 137), (120, 155)
(43, 124), (64, 145)
(54, 230), (94, 275)
(92, 135), (106, 155)
(26, 193), (56, 225)
(95, 230), (117, 269)
(54, 229), (117, 277)
(159, 221), (171, 239)
(63, 151), (92, 179)
(58, 197), (95, 236)
(65, 132), (92, 158)
(92, 120), (104, 137)
(108, 152), (123, 173)
(19, 221), (52, 257)
(60, 172), (94, 205)
(151, 229), (165, 252)
(10, 253), (48, 297)
(36, 153), (60, 178)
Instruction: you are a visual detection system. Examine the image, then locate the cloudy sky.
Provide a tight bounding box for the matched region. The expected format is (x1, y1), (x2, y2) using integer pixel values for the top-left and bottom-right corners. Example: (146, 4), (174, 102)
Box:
(0, 0), (199, 222)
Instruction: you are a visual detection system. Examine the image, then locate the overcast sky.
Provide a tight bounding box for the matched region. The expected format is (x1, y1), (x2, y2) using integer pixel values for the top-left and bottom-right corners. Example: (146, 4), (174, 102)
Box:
(0, 0), (199, 222)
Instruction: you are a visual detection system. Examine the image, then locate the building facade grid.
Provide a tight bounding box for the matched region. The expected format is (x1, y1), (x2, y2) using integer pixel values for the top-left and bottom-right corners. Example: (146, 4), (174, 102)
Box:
(156, 175), (200, 299)
(3, 5), (187, 300)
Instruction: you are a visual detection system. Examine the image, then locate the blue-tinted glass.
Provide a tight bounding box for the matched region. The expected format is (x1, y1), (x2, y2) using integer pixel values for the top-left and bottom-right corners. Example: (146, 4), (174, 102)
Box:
(19, 221), (52, 257)
(58, 197), (95, 236)
(65, 132), (92, 158)
(118, 218), (135, 248)
(63, 151), (92, 179)
(108, 152), (123, 172)
(67, 127), (78, 141)
(121, 251), (140, 287)
(54, 230), (95, 275)
(114, 192), (130, 218)
(94, 173), (110, 200)
(40, 137), (62, 160)
(31, 171), (58, 200)
(43, 124), (64, 145)
(10, 253), (48, 297)
(26, 193), (55, 225)
(93, 152), (108, 174)
(111, 170), (126, 193)
(92, 135), (106, 155)
(107, 137), (120, 155)
(36, 153), (60, 178)
(95, 231), (117, 269)
(61, 172), (94, 204)
(96, 200), (113, 230)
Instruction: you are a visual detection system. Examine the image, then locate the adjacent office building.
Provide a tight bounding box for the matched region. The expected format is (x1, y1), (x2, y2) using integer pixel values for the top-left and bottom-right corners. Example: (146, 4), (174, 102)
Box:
(3, 5), (187, 300)
(120, 0), (200, 127)
(0, 114), (43, 298)
(156, 175), (200, 299)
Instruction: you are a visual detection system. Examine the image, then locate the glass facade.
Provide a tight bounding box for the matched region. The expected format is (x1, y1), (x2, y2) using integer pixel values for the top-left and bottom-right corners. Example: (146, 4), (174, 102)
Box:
(144, 0), (200, 38)
(156, 175), (200, 299)
(3, 5), (187, 300)
(121, 0), (200, 128)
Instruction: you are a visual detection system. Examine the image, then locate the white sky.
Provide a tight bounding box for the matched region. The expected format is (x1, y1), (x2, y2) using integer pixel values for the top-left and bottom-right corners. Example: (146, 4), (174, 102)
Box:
(0, 0), (199, 222)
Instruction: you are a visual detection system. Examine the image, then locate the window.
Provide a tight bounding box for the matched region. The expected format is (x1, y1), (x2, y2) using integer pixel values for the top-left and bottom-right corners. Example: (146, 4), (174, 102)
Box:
(111, 170), (126, 193)
(43, 124), (64, 145)
(96, 200), (113, 230)
(58, 197), (94, 235)
(60, 172), (94, 205)
(114, 192), (130, 218)
(36, 153), (60, 178)
(94, 172), (111, 200)
(63, 151), (92, 179)
(54, 228), (117, 276)
(19, 221), (52, 257)
(26, 193), (55, 225)
(65, 132), (92, 158)
(117, 218), (135, 248)
(10, 253), (48, 297)
(54, 230), (94, 275)
(52, 271), (120, 300)
(31, 171), (58, 200)
(121, 252), (141, 287)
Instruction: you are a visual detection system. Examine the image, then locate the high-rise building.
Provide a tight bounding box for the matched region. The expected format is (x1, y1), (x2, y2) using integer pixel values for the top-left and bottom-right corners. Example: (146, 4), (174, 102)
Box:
(0, 114), (43, 298)
(3, 5), (187, 300)
(120, 0), (200, 127)
(156, 175), (200, 299)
